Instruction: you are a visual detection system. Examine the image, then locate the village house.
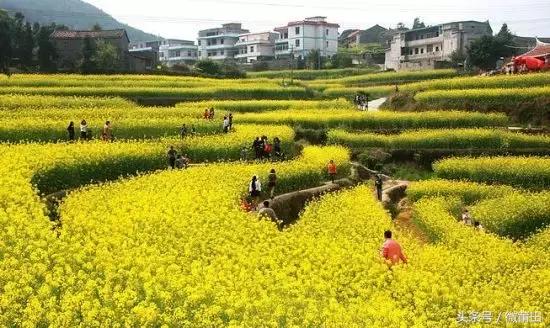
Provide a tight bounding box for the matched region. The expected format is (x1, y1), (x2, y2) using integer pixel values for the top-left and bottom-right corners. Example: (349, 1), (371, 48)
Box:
(158, 39), (199, 67)
(274, 16), (339, 59)
(235, 32), (279, 63)
(197, 23), (250, 60)
(51, 29), (127, 70)
(339, 25), (388, 48)
(385, 21), (492, 71)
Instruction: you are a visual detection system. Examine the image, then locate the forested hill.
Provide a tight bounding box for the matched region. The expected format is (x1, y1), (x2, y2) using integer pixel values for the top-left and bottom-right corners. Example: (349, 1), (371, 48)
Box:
(0, 0), (161, 42)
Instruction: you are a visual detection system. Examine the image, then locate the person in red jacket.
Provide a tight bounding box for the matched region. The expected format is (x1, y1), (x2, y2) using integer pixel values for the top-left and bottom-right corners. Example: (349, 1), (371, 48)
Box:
(327, 160), (337, 183)
(380, 230), (407, 265)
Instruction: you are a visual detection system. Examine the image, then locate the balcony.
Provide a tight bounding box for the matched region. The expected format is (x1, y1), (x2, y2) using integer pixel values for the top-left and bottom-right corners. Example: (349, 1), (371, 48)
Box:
(401, 52), (444, 61)
(405, 36), (443, 47)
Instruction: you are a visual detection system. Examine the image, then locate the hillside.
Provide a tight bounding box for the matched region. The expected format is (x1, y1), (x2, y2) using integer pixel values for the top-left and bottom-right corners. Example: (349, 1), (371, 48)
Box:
(0, 0), (161, 42)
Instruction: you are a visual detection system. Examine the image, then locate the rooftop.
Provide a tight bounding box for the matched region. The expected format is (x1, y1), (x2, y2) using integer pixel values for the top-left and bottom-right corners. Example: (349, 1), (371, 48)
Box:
(50, 29), (128, 40)
(519, 39), (550, 58)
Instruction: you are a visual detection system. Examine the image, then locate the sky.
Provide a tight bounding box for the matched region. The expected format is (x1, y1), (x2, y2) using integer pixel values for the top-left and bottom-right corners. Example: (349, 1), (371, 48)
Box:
(83, 0), (550, 40)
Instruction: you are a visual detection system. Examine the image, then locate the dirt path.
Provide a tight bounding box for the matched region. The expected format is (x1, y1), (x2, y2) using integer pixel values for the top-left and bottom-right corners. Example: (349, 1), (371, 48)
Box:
(367, 97), (387, 112)
(394, 207), (430, 246)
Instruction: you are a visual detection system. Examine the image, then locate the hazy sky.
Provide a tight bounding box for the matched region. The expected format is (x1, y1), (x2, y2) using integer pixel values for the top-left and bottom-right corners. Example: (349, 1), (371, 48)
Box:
(83, 0), (550, 40)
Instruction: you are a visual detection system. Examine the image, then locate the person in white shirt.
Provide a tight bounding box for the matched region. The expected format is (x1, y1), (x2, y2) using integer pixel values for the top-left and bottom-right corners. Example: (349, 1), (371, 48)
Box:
(80, 120), (88, 140)
(249, 175), (262, 209)
(223, 116), (230, 133)
(461, 209), (472, 226)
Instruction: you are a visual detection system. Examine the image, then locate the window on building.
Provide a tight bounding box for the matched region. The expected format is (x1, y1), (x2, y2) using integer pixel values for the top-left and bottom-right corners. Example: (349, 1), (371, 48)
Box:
(435, 46), (440, 52)
(326, 41), (329, 48)
(295, 26), (300, 35)
(175, 50), (181, 57)
(415, 48), (419, 54)
(250, 46), (254, 53)
(295, 39), (300, 47)
(284, 32), (288, 39)
(221, 39), (224, 44)
(213, 51), (217, 56)
(409, 50), (413, 55)
(188, 51), (191, 57)
(198, 41), (201, 46)
(220, 50), (224, 55)
(207, 41), (211, 46)
(241, 38), (245, 42)
(427, 45), (433, 52)
(326, 29), (329, 36)
(420, 48), (424, 54)
(212, 39), (217, 45)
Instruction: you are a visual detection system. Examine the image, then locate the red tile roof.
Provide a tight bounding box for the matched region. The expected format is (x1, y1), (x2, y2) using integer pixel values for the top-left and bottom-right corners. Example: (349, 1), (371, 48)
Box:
(519, 39), (550, 58)
(50, 29), (128, 41)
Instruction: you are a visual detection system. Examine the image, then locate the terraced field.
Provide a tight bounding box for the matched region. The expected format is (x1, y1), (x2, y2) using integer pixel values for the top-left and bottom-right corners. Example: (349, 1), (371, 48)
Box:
(0, 72), (548, 327)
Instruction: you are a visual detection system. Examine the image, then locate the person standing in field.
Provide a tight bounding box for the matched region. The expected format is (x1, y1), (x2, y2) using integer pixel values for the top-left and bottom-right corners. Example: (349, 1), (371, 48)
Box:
(249, 175), (262, 209)
(253, 137), (262, 160)
(375, 174), (383, 201)
(103, 121), (113, 141)
(180, 124), (188, 139)
(80, 120), (88, 140)
(228, 113), (234, 131)
(380, 230), (407, 265)
(267, 169), (277, 199)
(327, 160), (337, 183)
(273, 137), (283, 159)
(167, 146), (177, 169)
(67, 121), (75, 141)
(223, 116), (230, 133)
(203, 109), (209, 119)
(461, 209), (472, 226)
(209, 108), (215, 120)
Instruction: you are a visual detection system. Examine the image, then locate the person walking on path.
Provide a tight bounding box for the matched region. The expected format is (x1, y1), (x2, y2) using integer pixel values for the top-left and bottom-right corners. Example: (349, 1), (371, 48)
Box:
(67, 121), (75, 141)
(380, 230), (407, 265)
(249, 175), (262, 209)
(375, 174), (383, 201)
(79, 120), (88, 140)
(258, 200), (279, 224)
(102, 121), (113, 141)
(327, 160), (337, 183)
(167, 146), (177, 169)
(267, 169), (277, 199)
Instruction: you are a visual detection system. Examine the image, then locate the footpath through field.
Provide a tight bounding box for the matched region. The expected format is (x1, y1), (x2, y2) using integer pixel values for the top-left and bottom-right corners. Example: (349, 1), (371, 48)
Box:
(367, 97), (387, 112)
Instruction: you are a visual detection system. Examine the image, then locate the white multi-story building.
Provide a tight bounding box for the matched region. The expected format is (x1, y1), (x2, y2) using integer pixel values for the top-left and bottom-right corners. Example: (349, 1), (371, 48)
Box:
(197, 23), (250, 60)
(235, 32), (279, 63)
(274, 16), (339, 59)
(385, 21), (492, 71)
(159, 39), (198, 67)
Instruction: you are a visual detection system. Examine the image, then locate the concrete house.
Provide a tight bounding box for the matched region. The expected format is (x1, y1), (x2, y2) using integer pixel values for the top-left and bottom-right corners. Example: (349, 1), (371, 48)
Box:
(159, 39), (199, 67)
(385, 21), (492, 71)
(197, 23), (250, 60)
(274, 16), (339, 59)
(235, 32), (279, 63)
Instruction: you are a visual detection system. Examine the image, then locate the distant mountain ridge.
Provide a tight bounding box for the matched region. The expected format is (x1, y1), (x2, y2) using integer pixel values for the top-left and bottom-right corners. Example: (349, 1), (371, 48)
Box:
(0, 0), (162, 42)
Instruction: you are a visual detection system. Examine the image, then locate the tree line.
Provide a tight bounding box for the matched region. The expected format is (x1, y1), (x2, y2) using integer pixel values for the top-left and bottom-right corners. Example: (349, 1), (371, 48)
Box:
(0, 10), (59, 75)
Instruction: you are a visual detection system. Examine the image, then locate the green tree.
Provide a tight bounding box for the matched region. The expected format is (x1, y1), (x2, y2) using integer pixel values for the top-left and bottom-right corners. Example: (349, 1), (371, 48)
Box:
(80, 36), (97, 73)
(20, 22), (35, 67)
(306, 49), (323, 70)
(0, 10), (13, 75)
(412, 18), (426, 29)
(449, 50), (467, 68)
(93, 40), (121, 72)
(495, 23), (515, 57)
(467, 35), (499, 70)
(194, 59), (222, 76)
(330, 52), (353, 68)
(37, 24), (58, 72)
